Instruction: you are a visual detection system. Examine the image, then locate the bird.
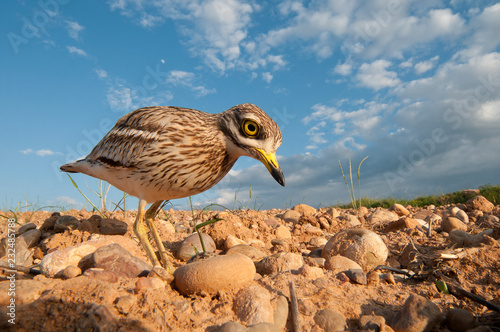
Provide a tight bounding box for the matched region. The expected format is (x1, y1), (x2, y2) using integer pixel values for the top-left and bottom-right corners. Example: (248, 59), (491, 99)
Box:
(60, 103), (285, 273)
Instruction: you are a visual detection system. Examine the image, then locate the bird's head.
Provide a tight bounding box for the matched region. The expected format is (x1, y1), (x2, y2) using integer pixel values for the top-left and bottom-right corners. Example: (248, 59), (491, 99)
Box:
(219, 103), (285, 187)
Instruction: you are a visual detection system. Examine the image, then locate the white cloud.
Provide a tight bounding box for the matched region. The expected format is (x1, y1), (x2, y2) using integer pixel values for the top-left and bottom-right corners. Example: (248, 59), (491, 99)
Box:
(95, 69), (108, 79)
(414, 56), (439, 74)
(356, 60), (400, 90)
(54, 196), (84, 209)
(65, 20), (84, 40)
(166, 70), (216, 97)
(66, 46), (88, 57)
(334, 62), (352, 76)
(262, 72), (273, 83)
(20, 149), (62, 157)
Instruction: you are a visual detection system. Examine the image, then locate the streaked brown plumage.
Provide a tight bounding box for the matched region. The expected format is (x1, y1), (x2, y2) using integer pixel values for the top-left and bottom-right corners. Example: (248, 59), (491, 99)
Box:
(60, 103), (284, 273)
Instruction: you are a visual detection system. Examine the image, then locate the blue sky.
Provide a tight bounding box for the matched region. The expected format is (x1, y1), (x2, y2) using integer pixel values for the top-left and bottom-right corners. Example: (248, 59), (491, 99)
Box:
(1, 0), (500, 211)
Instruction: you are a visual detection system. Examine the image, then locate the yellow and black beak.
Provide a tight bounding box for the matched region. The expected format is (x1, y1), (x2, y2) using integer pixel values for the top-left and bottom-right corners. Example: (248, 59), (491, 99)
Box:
(254, 148), (285, 187)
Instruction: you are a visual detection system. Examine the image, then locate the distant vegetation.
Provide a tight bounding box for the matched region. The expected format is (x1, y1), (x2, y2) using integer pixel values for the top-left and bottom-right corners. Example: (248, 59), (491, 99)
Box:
(338, 184), (500, 209)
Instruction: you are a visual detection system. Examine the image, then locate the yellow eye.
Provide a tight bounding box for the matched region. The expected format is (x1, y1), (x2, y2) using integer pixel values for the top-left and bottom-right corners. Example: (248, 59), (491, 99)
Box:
(242, 119), (260, 137)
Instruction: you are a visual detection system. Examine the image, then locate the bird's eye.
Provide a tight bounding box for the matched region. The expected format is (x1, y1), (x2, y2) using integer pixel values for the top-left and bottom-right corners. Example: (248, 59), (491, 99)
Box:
(242, 119), (260, 137)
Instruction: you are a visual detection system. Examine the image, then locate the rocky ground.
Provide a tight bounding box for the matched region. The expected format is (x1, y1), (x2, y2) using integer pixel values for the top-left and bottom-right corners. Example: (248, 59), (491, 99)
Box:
(0, 191), (499, 331)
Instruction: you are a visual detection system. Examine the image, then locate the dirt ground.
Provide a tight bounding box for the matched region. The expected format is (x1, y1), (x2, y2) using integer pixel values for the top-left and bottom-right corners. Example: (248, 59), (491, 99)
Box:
(0, 200), (499, 331)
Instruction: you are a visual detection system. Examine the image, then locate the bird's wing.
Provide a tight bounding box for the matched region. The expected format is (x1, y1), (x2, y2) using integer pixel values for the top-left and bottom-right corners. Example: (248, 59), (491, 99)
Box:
(86, 106), (192, 168)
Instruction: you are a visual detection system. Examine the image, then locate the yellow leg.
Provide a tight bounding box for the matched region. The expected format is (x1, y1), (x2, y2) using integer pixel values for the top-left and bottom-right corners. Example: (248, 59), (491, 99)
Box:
(144, 201), (175, 274)
(134, 199), (161, 267)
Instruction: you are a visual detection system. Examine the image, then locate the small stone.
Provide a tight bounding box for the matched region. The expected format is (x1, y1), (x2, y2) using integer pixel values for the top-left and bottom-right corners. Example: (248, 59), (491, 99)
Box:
(226, 244), (266, 261)
(174, 254), (255, 295)
(345, 268), (367, 285)
(304, 224), (323, 235)
(272, 295), (288, 331)
(114, 295), (136, 315)
(344, 214), (361, 227)
(322, 229), (388, 271)
(216, 321), (248, 332)
(442, 217), (467, 233)
(233, 285), (274, 325)
(33, 247), (44, 260)
(148, 266), (175, 283)
(248, 323), (280, 332)
(255, 252), (304, 275)
(270, 239), (290, 253)
(177, 233), (216, 261)
(308, 237), (328, 250)
(19, 228), (41, 248)
(15, 238), (33, 266)
(282, 210), (301, 224)
(17, 222), (37, 235)
(83, 268), (119, 283)
(54, 215), (80, 232)
(100, 218), (128, 235)
(274, 225), (291, 239)
(367, 270), (380, 285)
(384, 217), (420, 233)
(292, 204), (316, 216)
(225, 235), (247, 249)
(466, 195), (494, 212)
(60, 265), (82, 279)
(326, 208), (340, 218)
(360, 314), (386, 332)
(324, 255), (363, 274)
(390, 203), (410, 216)
(381, 273), (396, 285)
(298, 265), (324, 279)
(40, 215), (59, 231)
(93, 243), (152, 277)
(451, 208), (469, 224)
(393, 294), (443, 332)
(314, 308), (346, 332)
(445, 308), (475, 332)
(136, 276), (165, 292)
(449, 229), (474, 247)
(366, 209), (399, 225)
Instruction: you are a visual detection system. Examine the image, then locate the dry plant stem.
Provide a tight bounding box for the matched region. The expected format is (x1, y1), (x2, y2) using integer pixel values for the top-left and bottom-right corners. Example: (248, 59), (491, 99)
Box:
(447, 284), (500, 313)
(288, 270), (300, 332)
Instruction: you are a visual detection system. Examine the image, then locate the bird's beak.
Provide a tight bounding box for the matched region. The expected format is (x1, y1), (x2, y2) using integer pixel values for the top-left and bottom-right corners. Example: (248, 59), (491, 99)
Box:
(254, 148), (285, 187)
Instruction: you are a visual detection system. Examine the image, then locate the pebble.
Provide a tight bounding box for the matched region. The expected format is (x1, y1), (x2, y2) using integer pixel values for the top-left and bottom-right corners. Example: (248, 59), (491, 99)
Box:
(274, 225), (292, 239)
(75, 303), (115, 331)
(100, 218), (128, 235)
(322, 229), (388, 271)
(272, 295), (288, 331)
(17, 222), (37, 235)
(381, 273), (396, 285)
(345, 268), (367, 285)
(225, 235), (247, 249)
(324, 255), (363, 274)
(292, 203), (316, 216)
(226, 244), (266, 261)
(233, 285), (274, 325)
(326, 208), (340, 218)
(298, 265), (324, 279)
(384, 217), (420, 232)
(174, 254), (255, 295)
(451, 207), (469, 224)
(136, 276), (165, 292)
(83, 268), (119, 283)
(366, 209), (399, 225)
(15, 238), (33, 266)
(282, 210), (301, 224)
(466, 195), (494, 212)
(367, 270), (380, 284)
(442, 217), (467, 233)
(359, 314), (386, 332)
(60, 265), (82, 279)
(390, 203), (410, 216)
(40, 214), (59, 231)
(313, 308), (346, 332)
(216, 322), (280, 332)
(114, 295), (136, 315)
(308, 237), (328, 250)
(255, 252), (304, 275)
(0, 279), (46, 306)
(344, 214), (361, 227)
(392, 294), (443, 332)
(19, 228), (41, 248)
(176, 233), (216, 261)
(54, 215), (80, 232)
(304, 224), (323, 235)
(445, 308), (475, 332)
(93, 243), (152, 278)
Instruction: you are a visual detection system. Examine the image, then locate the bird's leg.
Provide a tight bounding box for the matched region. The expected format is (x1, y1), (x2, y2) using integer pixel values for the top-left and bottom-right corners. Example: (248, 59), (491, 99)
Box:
(134, 199), (161, 267)
(144, 200), (175, 274)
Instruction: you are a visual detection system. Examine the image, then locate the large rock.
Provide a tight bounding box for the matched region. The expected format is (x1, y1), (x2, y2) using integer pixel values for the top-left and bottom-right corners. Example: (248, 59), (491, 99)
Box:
(174, 254), (255, 295)
(466, 195), (494, 212)
(93, 243), (152, 278)
(393, 294), (443, 332)
(292, 204), (316, 216)
(322, 229), (388, 271)
(366, 209), (399, 225)
(442, 217), (467, 233)
(233, 285), (274, 325)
